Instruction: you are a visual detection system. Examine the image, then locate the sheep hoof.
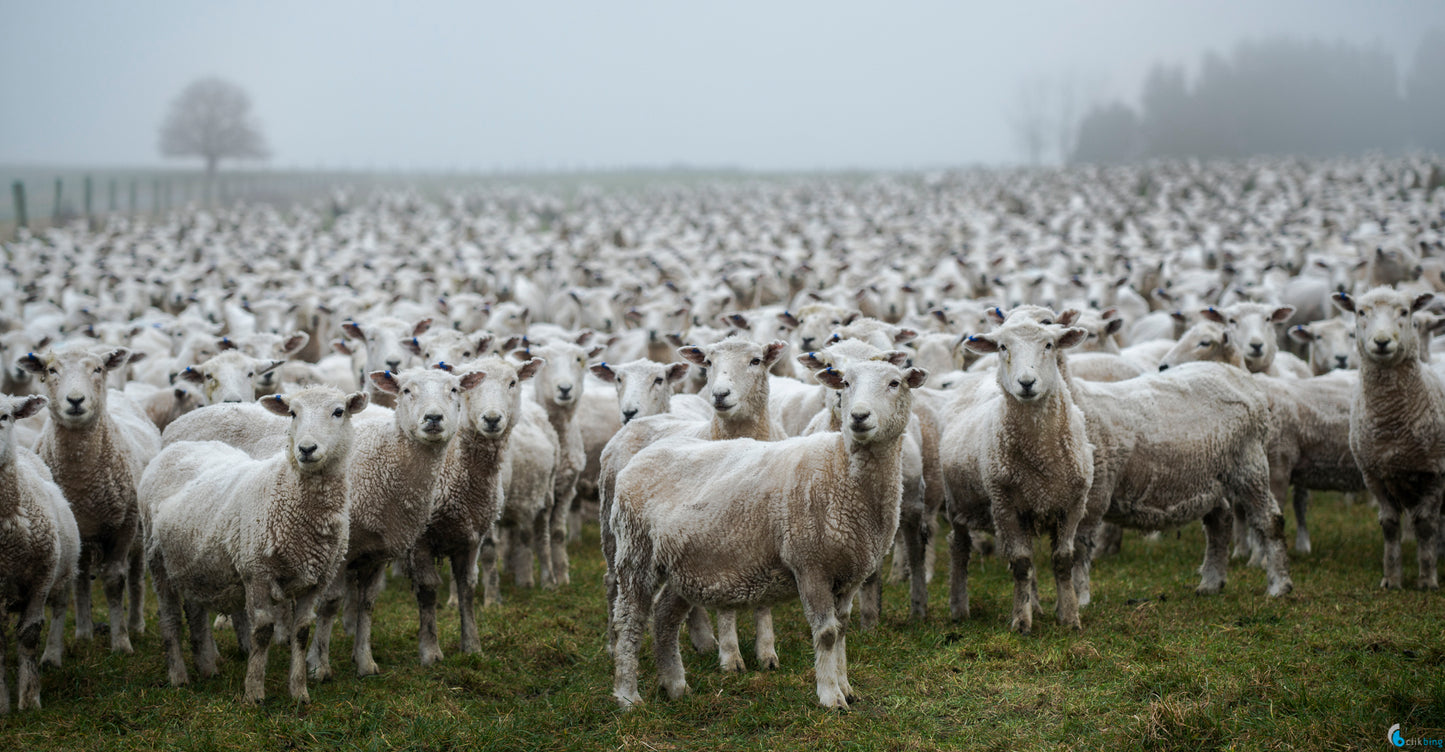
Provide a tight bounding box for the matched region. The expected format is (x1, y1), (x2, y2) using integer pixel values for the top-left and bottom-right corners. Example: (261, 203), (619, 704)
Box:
(39, 651), (61, 669)
(615, 692), (642, 710)
(819, 692), (850, 710)
(664, 682), (691, 700)
(689, 635), (716, 654)
(719, 654), (746, 673)
(1381, 578), (1401, 590)
(757, 653), (779, 671)
(356, 661), (380, 677)
(1294, 538), (1311, 554)
(1267, 580), (1294, 597)
(1419, 581), (1439, 592)
(1195, 581), (1224, 596)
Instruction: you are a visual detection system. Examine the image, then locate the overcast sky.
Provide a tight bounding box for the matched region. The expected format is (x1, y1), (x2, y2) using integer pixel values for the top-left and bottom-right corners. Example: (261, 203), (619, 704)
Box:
(1, 0), (1441, 172)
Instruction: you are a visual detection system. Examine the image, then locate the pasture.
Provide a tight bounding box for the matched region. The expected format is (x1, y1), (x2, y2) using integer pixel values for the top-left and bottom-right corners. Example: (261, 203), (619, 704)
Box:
(2, 497), (1439, 752)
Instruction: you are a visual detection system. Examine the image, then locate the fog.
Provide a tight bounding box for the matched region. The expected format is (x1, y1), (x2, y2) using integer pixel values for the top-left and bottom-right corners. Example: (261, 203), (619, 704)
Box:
(1, 0), (1441, 171)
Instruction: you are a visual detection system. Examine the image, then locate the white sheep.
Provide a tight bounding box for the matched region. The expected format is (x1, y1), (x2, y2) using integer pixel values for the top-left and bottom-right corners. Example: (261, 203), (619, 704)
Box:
(609, 356), (927, 709)
(1333, 288), (1445, 589)
(19, 344), (161, 654)
(140, 386), (369, 704)
(0, 395), (80, 713)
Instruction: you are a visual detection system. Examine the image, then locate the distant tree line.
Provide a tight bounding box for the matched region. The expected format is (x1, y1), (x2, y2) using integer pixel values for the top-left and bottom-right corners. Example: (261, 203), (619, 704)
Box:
(1071, 29), (1445, 163)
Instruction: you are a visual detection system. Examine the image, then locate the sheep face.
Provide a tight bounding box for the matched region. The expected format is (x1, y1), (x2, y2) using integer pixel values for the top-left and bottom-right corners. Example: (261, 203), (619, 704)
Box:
(466, 356), (541, 438)
(179, 352), (285, 405)
(370, 367), (482, 445)
(1068, 308), (1124, 354)
(225, 331), (309, 394)
(405, 329), (492, 369)
(0, 331), (52, 392)
(0, 394), (46, 463)
(679, 338), (787, 418)
(486, 302), (530, 336)
(1158, 320), (1236, 371)
(966, 320), (1087, 403)
(780, 304), (856, 354)
(1201, 303), (1293, 373)
(260, 386), (368, 473)
(18, 344), (128, 429)
(1289, 318), (1357, 374)
(525, 341), (598, 408)
(624, 301), (690, 344)
(244, 298), (297, 335)
(343, 317), (431, 380)
(1335, 288), (1433, 366)
(816, 358), (925, 446)
(591, 359), (689, 424)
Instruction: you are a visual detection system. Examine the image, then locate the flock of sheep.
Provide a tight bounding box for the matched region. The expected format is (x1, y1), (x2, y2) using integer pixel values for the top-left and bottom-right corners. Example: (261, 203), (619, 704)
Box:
(1, 155), (1443, 713)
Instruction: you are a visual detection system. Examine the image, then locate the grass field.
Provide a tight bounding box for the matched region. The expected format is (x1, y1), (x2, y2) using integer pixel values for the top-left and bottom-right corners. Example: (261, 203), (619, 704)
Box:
(2, 495), (1442, 751)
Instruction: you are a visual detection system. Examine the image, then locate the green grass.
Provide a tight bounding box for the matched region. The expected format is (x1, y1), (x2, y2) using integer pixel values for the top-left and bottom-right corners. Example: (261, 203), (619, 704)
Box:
(3, 496), (1442, 751)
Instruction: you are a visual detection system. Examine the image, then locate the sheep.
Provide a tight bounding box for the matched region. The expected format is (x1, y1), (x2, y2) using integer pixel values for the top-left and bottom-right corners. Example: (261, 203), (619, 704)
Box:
(410, 356), (539, 665)
(609, 354), (927, 709)
(19, 344), (161, 654)
(1288, 318), (1358, 374)
(589, 359), (696, 426)
(598, 336), (789, 669)
(140, 386), (369, 704)
(176, 351), (287, 405)
(340, 316), (433, 408)
(1333, 288), (1445, 589)
(1199, 303), (1312, 377)
(220, 330), (310, 395)
(941, 317), (1097, 633)
(0, 395), (80, 713)
(487, 396), (558, 600)
(122, 381), (204, 432)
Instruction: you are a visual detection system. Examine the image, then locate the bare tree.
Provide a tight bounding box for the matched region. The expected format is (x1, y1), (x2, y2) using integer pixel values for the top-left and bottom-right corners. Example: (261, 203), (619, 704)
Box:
(1009, 76), (1052, 166)
(159, 77), (269, 181)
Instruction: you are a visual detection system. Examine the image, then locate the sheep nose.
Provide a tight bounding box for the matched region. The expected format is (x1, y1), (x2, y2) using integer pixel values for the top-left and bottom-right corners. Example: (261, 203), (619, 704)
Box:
(66, 395), (85, 407)
(557, 384), (572, 396)
(850, 410), (871, 426)
(801, 337), (815, 350)
(1373, 337), (1392, 351)
(712, 388), (731, 403)
(1249, 342), (1264, 355)
(297, 443), (318, 460)
(1158, 363), (1170, 371)
(1017, 376), (1036, 391)
(482, 413), (502, 429)
(622, 408), (638, 423)
(1335, 355), (1349, 368)
(385, 359), (402, 371)
(423, 413), (443, 424)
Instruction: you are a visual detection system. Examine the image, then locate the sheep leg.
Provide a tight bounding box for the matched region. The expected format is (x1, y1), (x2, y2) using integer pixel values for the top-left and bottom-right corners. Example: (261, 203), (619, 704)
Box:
(0, 614), (8, 713)
(903, 508), (929, 619)
(1230, 503), (1251, 561)
(755, 607), (778, 670)
(1050, 527), (1081, 630)
(549, 487), (572, 586)
(242, 582), (276, 704)
(289, 593), (319, 704)
(833, 588), (857, 705)
(923, 513), (938, 584)
(452, 544), (483, 655)
(947, 519), (972, 621)
(534, 507), (554, 589)
(306, 572), (346, 682)
(480, 525), (502, 607)
(73, 543), (95, 641)
(1413, 502), (1440, 591)
(352, 562), (387, 674)
(126, 538), (146, 636)
(887, 530), (908, 584)
(610, 572), (649, 709)
(410, 546), (445, 666)
(40, 579), (70, 668)
(716, 610), (745, 672)
(995, 505), (1035, 635)
(1197, 507), (1231, 595)
(857, 570), (881, 631)
(567, 493), (583, 545)
(1097, 521), (1123, 557)
(185, 599), (218, 679)
(16, 597), (45, 710)
(100, 534), (134, 654)
(507, 521), (535, 589)
(798, 577), (847, 710)
(1233, 471), (1293, 597)
(232, 610), (252, 656)
(652, 587), (692, 700)
(1291, 485), (1312, 554)
(685, 606), (715, 655)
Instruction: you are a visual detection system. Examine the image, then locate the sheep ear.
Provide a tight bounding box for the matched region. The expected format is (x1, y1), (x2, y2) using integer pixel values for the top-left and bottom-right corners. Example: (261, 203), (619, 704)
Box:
(575, 330), (595, 346)
(1412, 293), (1435, 313)
(816, 367), (847, 390)
(1288, 325), (1315, 343)
(475, 334), (495, 354)
(403, 337), (423, 356)
(1269, 306), (1295, 323)
(931, 309), (950, 325)
(500, 335), (525, 352)
(678, 346), (707, 366)
(458, 371), (486, 391)
(665, 362), (690, 383)
(508, 348), (531, 363)
(904, 367), (928, 390)
(797, 351), (829, 372)
(369, 371), (401, 394)
(15, 395), (47, 420)
(259, 359), (284, 375)
(1057, 327), (1088, 350)
(1057, 309), (1081, 326)
(842, 311), (861, 325)
(282, 332), (309, 354)
(412, 318), (433, 337)
(762, 340), (789, 366)
(589, 362), (617, 383)
(217, 337), (239, 351)
(964, 334), (999, 355)
(664, 333), (684, 348)
(332, 340), (355, 356)
(260, 394), (291, 417)
(893, 328), (918, 345)
(101, 348), (131, 371)
(128, 351), (149, 365)
(516, 357), (544, 381)
(879, 350), (910, 367)
(777, 310), (800, 329)
(986, 307), (1006, 325)
(1331, 292), (1356, 313)
(588, 344), (607, 359)
(345, 391), (370, 415)
(341, 322), (365, 341)
(1200, 307), (1226, 324)
(18, 353), (45, 375)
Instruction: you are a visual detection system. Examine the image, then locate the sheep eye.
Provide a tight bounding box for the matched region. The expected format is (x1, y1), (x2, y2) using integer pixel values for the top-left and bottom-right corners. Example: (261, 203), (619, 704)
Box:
(999, 344), (1007, 352)
(463, 351), (471, 358)
(1087, 333), (1097, 339)
(402, 389), (411, 395)
(48, 368), (57, 375)
(1045, 343), (1053, 350)
(509, 380), (517, 388)
(1041, 319), (1053, 325)
(0, 415), (9, 423)
(94, 367), (103, 373)
(888, 379), (900, 388)
(653, 377), (664, 386)
(703, 360), (712, 368)
(247, 372), (254, 378)
(1228, 319), (1237, 325)
(333, 408), (344, 417)
(750, 358), (762, 366)
(1199, 340), (1212, 347)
